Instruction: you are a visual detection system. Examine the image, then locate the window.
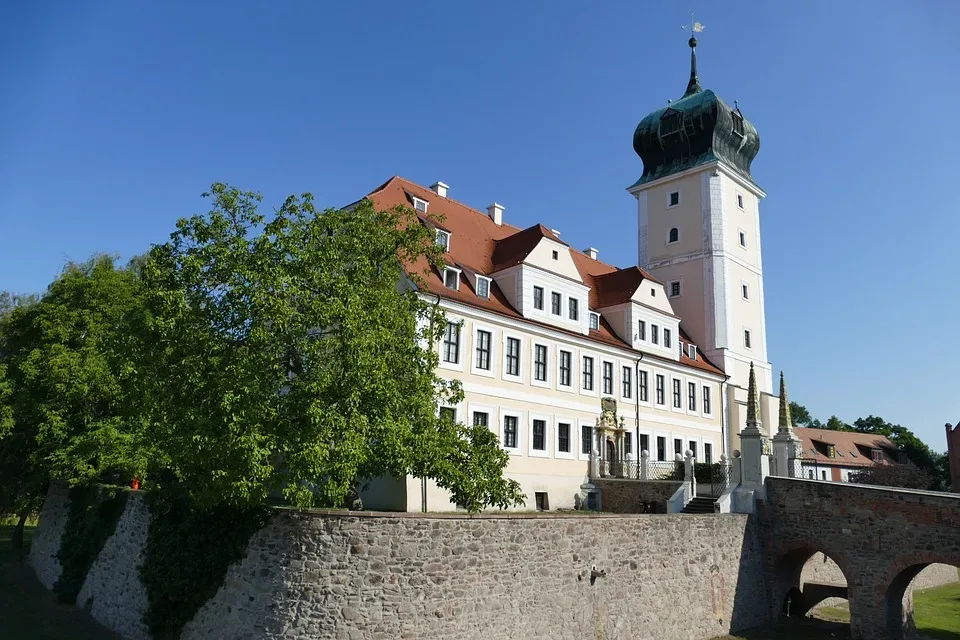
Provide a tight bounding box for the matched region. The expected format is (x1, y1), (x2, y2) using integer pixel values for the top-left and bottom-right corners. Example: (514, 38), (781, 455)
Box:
(557, 423), (571, 453)
(569, 297), (579, 321)
(657, 436), (666, 461)
(661, 111), (682, 137)
(739, 231), (746, 248)
(532, 419), (546, 451)
(827, 445), (836, 459)
(689, 441), (697, 459)
(688, 344), (697, 360)
(413, 197), (428, 213)
(674, 438), (683, 457)
(650, 288), (656, 297)
(668, 190), (680, 207)
(443, 322), (460, 364)
(688, 381), (696, 411)
(624, 432), (632, 455)
(639, 370), (649, 402)
(475, 329), (491, 370)
(651, 324), (659, 345)
(589, 312), (599, 330)
(821, 470), (828, 480)
(872, 449), (882, 462)
(473, 411), (488, 427)
(704, 443), (712, 464)
(559, 350), (572, 386)
(503, 416), (518, 448)
(808, 470), (814, 480)
(672, 379), (682, 408)
(535, 492), (549, 511)
(655, 374), (665, 405)
(703, 385), (711, 414)
(582, 356), (594, 390)
(505, 337), (520, 376)
(551, 250), (559, 260)
(435, 229), (450, 251)
(602, 361), (613, 395)
(476, 276), (490, 299)
(622, 366), (632, 399)
(663, 328), (672, 349)
(640, 434), (649, 455)
(534, 344), (548, 382)
(669, 281), (681, 297)
(533, 286), (544, 310)
(440, 407), (456, 422)
(732, 110), (744, 136)
(744, 329), (752, 349)
(551, 292), (562, 315)
(668, 227), (679, 244)
(737, 193), (744, 210)
(443, 268), (459, 290)
(581, 425), (592, 454)
(741, 283), (749, 300)
(638, 320), (646, 341)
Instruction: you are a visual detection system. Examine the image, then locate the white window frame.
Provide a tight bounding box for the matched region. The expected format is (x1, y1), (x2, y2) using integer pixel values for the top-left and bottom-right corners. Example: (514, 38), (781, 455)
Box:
(528, 413), (551, 458)
(686, 380), (698, 415)
(688, 344), (697, 360)
(550, 291), (562, 316)
(654, 431), (670, 462)
(667, 190), (681, 208)
(589, 312), (600, 331)
(533, 285), (545, 312)
(435, 229), (450, 251)
(638, 368), (651, 406)
(654, 373), (666, 407)
(667, 227), (680, 245)
(568, 297), (579, 321)
(671, 376), (684, 413)
(741, 281), (750, 301)
(738, 228), (747, 249)
(500, 410), (523, 456)
(578, 421), (595, 461)
(531, 342), (551, 388)
(438, 318), (465, 372)
(555, 416), (576, 460)
(502, 333), (524, 383)
(743, 328), (752, 350)
(702, 439), (715, 464)
(580, 353), (596, 396)
(621, 364), (633, 402)
(702, 384), (713, 416)
(470, 324), (497, 378)
(556, 347), (575, 393)
(468, 402), (497, 433)
(443, 266), (461, 290)
(601, 360), (615, 397)
(736, 192), (744, 210)
(412, 196), (429, 213)
(475, 275), (491, 299)
(668, 279), (682, 298)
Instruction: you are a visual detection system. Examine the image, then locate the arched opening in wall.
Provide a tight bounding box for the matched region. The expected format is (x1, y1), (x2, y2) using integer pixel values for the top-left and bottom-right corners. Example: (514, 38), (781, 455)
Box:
(883, 556), (960, 640)
(775, 547), (852, 624)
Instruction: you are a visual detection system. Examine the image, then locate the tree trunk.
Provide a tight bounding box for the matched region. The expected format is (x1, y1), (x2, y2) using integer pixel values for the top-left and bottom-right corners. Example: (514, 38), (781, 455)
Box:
(11, 512), (27, 550)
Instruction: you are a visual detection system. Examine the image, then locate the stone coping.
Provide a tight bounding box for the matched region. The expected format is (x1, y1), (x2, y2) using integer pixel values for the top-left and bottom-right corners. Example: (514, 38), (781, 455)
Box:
(271, 506), (745, 521)
(767, 476), (960, 501)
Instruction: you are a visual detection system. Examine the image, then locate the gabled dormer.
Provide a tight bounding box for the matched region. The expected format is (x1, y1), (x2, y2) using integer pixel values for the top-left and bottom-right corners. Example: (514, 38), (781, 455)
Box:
(490, 224), (590, 335)
(592, 267), (681, 361)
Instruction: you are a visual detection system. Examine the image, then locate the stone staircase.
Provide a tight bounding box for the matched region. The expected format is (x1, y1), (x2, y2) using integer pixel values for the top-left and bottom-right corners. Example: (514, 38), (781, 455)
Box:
(681, 496), (716, 514)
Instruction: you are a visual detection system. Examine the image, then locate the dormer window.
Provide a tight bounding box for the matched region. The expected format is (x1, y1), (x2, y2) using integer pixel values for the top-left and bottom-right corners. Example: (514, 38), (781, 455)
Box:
(412, 197), (428, 213)
(552, 250), (559, 260)
(660, 109), (682, 137)
(827, 444), (836, 459)
(568, 298), (579, 321)
(688, 344), (697, 360)
(589, 312), (599, 331)
(435, 229), (450, 252)
(872, 449), (882, 462)
(443, 267), (460, 290)
(732, 110), (745, 136)
(476, 276), (490, 299)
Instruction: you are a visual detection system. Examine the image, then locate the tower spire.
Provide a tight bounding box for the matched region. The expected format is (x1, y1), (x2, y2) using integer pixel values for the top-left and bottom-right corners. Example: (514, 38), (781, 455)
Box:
(683, 35), (702, 97)
(745, 361), (761, 432)
(777, 371), (792, 430)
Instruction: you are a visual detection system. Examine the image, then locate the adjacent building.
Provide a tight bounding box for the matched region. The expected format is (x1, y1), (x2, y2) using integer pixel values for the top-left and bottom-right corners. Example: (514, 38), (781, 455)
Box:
(947, 421), (960, 492)
(361, 35), (781, 511)
(795, 427), (901, 483)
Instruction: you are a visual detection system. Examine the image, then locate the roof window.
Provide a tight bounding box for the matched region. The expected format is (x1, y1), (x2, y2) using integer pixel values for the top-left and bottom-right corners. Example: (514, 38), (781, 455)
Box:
(732, 110), (744, 136)
(660, 109), (682, 137)
(443, 267), (460, 290)
(476, 276), (490, 299)
(435, 229), (450, 252)
(412, 196), (428, 213)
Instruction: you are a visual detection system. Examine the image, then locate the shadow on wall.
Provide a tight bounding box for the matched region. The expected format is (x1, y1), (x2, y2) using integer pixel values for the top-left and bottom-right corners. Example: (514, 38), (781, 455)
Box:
(728, 516), (774, 632)
(883, 556), (960, 640)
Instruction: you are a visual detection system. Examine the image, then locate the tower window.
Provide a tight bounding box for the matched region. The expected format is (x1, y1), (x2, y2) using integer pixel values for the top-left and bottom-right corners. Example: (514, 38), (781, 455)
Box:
(732, 111), (744, 136)
(668, 191), (680, 207)
(744, 329), (752, 349)
(668, 228), (679, 244)
(737, 193), (744, 210)
(552, 250), (559, 260)
(660, 111), (682, 137)
(739, 231), (747, 248)
(669, 280), (681, 297)
(741, 283), (749, 300)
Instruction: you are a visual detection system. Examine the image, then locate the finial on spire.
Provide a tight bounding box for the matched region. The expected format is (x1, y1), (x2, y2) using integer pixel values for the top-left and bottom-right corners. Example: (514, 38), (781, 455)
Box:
(778, 371), (792, 429)
(681, 17), (705, 98)
(746, 361), (759, 426)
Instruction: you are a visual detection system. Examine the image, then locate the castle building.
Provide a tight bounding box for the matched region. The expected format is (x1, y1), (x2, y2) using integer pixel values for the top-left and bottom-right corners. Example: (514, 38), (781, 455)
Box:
(361, 36), (779, 511)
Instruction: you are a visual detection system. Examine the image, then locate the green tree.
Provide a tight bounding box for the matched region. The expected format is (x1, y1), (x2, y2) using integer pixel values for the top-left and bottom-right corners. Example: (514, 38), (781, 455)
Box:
(851, 415), (949, 490)
(0, 258), (148, 547)
(824, 415), (852, 432)
(848, 463), (934, 490)
(138, 184), (523, 512)
(789, 402), (812, 426)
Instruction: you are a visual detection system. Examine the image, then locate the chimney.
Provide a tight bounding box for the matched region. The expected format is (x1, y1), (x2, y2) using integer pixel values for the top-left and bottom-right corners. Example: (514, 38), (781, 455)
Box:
(585, 247), (599, 260)
(430, 182), (449, 198)
(487, 202), (504, 226)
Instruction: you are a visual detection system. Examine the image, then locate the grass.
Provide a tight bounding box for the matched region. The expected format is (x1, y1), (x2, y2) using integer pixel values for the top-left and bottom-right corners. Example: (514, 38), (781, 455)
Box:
(0, 521), (120, 640)
(915, 582), (960, 639)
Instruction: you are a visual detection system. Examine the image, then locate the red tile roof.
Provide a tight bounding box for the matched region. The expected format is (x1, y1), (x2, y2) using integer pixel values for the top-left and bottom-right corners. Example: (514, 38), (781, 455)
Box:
(365, 176), (723, 376)
(794, 427), (899, 468)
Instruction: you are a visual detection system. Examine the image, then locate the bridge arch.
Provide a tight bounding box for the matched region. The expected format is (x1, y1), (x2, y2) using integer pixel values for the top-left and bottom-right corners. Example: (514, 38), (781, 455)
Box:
(774, 539), (856, 617)
(879, 551), (960, 640)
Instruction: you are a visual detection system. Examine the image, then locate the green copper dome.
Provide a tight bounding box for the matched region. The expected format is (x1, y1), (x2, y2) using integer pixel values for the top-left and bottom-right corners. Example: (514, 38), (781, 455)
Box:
(630, 37), (760, 189)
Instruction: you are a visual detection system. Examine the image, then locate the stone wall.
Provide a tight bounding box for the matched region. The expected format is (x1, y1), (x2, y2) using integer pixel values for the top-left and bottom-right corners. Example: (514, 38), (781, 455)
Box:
(184, 510), (772, 640)
(28, 480), (71, 589)
(592, 479), (681, 513)
(75, 492), (152, 640)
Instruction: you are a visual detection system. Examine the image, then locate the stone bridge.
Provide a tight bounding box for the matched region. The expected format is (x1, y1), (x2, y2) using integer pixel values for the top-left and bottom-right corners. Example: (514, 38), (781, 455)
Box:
(762, 477), (960, 639)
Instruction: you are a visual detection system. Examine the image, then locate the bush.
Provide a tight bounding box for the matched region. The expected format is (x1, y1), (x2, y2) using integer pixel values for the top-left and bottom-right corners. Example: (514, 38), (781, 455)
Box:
(53, 484), (129, 604)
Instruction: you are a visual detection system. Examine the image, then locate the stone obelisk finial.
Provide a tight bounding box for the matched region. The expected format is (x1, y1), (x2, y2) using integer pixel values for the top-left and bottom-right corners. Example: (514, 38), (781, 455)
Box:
(778, 371), (792, 431)
(745, 361), (761, 431)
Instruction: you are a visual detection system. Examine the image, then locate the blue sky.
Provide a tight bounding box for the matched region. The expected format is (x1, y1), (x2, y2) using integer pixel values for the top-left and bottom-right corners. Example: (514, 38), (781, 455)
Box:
(2, 2), (958, 449)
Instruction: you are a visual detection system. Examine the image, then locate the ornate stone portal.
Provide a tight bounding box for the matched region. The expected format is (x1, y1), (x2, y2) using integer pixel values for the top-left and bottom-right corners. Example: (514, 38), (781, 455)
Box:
(593, 397), (628, 478)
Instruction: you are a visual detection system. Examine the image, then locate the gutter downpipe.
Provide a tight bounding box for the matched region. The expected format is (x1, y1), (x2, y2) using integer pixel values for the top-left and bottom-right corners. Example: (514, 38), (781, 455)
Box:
(720, 374), (731, 458)
(635, 354), (644, 473)
(423, 291), (442, 513)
